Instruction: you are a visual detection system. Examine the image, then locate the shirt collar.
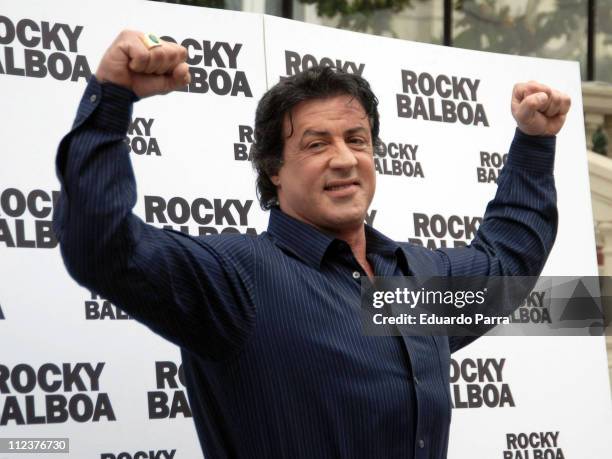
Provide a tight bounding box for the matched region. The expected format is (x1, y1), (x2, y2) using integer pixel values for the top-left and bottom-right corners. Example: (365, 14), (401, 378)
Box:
(364, 224), (403, 256)
(267, 207), (408, 270)
(267, 207), (335, 269)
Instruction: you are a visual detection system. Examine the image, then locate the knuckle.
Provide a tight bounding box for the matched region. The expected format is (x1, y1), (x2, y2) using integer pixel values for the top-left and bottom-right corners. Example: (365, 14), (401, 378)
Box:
(151, 46), (165, 61)
(158, 46), (169, 59)
(132, 53), (146, 65)
(131, 48), (148, 64)
(167, 48), (179, 63)
(119, 29), (137, 40)
(170, 45), (182, 59)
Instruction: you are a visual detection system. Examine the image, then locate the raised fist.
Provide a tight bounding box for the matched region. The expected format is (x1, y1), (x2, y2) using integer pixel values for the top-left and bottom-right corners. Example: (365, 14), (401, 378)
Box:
(511, 81), (571, 136)
(95, 30), (190, 98)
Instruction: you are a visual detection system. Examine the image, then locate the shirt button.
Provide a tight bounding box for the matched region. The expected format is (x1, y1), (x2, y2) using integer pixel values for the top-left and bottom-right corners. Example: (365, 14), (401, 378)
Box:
(89, 94), (97, 103)
(352, 271), (360, 279)
(418, 439), (425, 448)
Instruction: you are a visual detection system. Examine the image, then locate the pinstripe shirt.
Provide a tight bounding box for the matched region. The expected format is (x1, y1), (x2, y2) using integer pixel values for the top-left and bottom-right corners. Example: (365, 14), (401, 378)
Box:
(54, 78), (557, 459)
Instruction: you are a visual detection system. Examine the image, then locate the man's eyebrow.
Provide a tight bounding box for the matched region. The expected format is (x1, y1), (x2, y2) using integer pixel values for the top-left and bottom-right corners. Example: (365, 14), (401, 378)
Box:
(301, 126), (369, 140)
(301, 129), (331, 139)
(345, 126), (369, 135)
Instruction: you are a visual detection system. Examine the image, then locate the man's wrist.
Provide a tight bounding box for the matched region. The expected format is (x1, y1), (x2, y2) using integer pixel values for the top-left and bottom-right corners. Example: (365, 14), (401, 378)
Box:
(81, 75), (139, 133)
(506, 127), (556, 175)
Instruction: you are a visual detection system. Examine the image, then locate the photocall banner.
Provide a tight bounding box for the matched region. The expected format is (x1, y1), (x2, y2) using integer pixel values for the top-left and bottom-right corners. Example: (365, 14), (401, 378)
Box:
(1, 0), (610, 457)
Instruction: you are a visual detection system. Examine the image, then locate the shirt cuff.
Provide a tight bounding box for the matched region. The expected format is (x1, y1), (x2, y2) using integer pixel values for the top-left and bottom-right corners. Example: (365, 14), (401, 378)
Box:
(78, 76), (139, 133)
(506, 128), (556, 175)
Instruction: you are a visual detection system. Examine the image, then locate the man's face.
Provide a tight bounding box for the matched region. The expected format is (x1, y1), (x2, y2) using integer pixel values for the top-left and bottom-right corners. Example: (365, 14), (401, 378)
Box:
(271, 94), (376, 234)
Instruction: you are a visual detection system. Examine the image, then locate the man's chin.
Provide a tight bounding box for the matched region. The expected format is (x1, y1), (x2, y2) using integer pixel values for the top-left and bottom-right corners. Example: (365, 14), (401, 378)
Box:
(324, 209), (367, 231)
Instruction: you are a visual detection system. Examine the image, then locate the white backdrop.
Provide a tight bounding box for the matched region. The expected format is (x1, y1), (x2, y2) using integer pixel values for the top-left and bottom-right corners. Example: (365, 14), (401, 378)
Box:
(1, 1), (610, 458)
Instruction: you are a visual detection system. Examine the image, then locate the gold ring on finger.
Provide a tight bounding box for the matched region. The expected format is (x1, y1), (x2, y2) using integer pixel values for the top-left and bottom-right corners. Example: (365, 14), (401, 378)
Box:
(141, 32), (163, 50)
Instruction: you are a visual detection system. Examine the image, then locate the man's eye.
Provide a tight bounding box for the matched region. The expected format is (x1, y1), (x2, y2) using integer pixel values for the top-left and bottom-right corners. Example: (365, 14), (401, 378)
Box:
(308, 142), (325, 149)
(349, 138), (366, 145)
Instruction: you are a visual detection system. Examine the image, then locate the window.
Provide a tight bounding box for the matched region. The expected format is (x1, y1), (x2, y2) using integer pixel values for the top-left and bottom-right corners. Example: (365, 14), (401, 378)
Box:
(453, 0), (588, 79)
(148, 0), (283, 15)
(150, 0), (612, 82)
(291, 0), (444, 44)
(595, 0), (612, 82)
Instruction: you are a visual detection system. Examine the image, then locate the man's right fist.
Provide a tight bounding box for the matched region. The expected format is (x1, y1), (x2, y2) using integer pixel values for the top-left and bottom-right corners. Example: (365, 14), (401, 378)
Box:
(95, 30), (190, 98)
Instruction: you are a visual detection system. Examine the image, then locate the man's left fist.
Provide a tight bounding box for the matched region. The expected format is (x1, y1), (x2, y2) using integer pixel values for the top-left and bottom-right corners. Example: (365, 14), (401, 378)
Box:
(511, 81), (572, 136)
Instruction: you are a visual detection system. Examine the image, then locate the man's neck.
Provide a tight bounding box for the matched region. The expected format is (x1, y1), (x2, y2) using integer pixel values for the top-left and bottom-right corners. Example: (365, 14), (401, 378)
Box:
(334, 226), (375, 279)
(275, 207), (375, 278)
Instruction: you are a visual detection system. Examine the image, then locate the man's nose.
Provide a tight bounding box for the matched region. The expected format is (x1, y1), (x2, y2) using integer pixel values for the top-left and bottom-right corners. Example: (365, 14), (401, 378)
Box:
(329, 141), (359, 169)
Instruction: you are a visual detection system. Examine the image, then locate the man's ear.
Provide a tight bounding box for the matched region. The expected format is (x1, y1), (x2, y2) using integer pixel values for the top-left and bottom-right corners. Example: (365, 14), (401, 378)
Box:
(270, 175), (281, 187)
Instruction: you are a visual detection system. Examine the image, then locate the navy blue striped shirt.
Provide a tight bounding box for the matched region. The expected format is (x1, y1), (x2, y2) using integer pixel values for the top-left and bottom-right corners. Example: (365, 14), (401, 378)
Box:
(54, 77), (557, 459)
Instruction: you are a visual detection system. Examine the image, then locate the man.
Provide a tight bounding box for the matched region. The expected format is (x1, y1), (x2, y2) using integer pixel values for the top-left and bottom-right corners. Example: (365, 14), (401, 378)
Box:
(54, 31), (570, 458)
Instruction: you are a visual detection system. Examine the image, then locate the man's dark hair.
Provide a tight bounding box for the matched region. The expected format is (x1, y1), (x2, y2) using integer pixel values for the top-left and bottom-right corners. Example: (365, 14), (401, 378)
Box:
(251, 65), (381, 210)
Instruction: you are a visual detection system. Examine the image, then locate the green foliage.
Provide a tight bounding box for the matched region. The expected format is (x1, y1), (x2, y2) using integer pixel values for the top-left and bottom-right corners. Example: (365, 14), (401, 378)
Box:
(148, 0), (611, 82)
(296, 0), (428, 36)
(298, 0), (419, 18)
(593, 126), (609, 155)
(453, 0), (585, 57)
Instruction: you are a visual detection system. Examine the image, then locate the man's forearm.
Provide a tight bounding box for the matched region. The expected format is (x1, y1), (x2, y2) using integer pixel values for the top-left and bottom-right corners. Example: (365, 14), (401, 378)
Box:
(473, 129), (558, 276)
(53, 76), (139, 287)
(439, 128), (558, 279)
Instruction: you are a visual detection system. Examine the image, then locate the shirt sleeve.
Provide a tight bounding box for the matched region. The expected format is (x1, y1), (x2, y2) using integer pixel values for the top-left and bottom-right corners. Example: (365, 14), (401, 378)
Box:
(438, 129), (558, 352)
(53, 77), (256, 361)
